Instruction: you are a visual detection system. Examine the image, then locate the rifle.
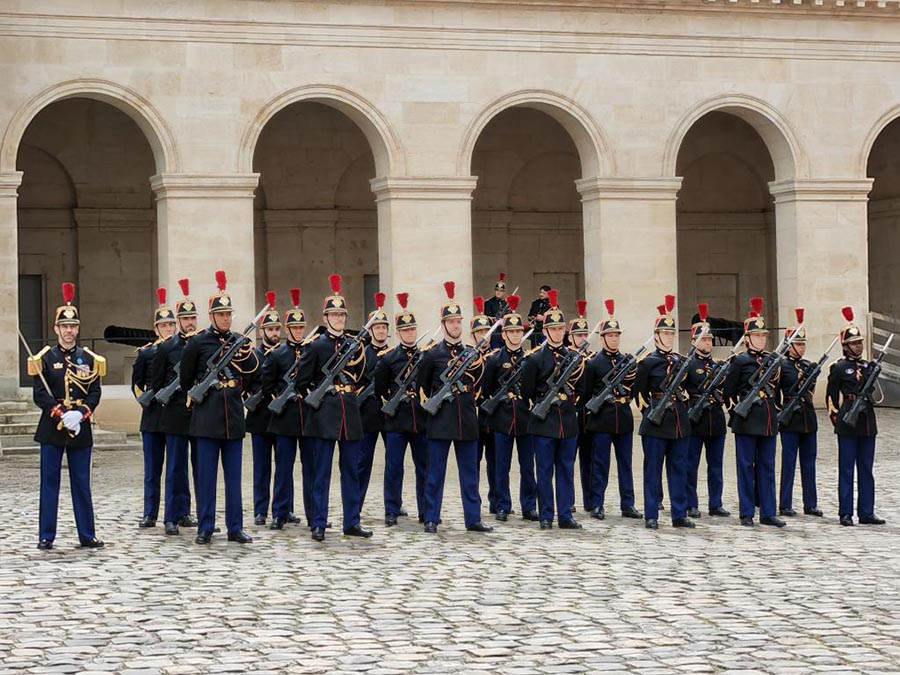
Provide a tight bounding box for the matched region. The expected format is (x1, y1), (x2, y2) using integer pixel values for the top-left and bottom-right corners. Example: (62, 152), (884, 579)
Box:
(776, 334), (840, 427)
(422, 319), (502, 416)
(646, 345), (701, 427)
(531, 321), (601, 421)
(187, 304), (271, 405)
(842, 333), (894, 428)
(154, 361), (182, 405)
(136, 387), (156, 409)
(687, 341), (743, 424)
(263, 327), (323, 415)
(304, 314), (380, 411)
(732, 323), (805, 419)
(479, 328), (535, 416)
(380, 330), (437, 418)
(584, 334), (654, 415)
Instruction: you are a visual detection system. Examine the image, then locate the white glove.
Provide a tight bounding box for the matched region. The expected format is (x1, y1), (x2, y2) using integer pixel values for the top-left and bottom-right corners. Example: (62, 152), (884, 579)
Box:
(61, 410), (83, 431)
(71, 423), (81, 436)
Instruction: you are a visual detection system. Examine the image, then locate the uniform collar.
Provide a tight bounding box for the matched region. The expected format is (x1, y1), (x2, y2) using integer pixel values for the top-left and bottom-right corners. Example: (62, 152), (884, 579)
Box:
(696, 351), (712, 360)
(747, 347), (765, 356)
(208, 325), (229, 339)
(57, 343), (76, 355)
(602, 348), (619, 357)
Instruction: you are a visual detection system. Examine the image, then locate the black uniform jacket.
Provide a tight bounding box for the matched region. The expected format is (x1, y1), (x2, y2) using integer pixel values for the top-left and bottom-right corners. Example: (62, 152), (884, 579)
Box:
(374, 343), (427, 435)
(634, 348), (690, 440)
(723, 348), (780, 437)
(481, 345), (531, 437)
(151, 332), (193, 436)
(243, 342), (277, 436)
(295, 330), (365, 441)
(132, 341), (162, 434)
(580, 349), (635, 436)
(520, 342), (583, 440)
(31, 344), (103, 448)
(778, 355), (819, 435)
(416, 339), (484, 442)
(180, 326), (259, 440)
(826, 355), (878, 437)
(254, 341), (303, 437)
(360, 342), (388, 434)
(683, 352), (728, 437)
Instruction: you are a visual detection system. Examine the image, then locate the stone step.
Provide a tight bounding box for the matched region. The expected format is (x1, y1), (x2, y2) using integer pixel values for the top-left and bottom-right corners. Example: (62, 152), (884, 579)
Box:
(0, 438), (142, 457)
(0, 428), (128, 448)
(0, 412), (41, 425)
(0, 401), (29, 413)
(0, 422), (37, 436)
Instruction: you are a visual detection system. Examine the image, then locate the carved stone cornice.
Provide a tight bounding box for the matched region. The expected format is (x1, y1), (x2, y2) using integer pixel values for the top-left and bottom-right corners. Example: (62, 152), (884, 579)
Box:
(369, 176), (478, 202)
(150, 174), (259, 200)
(768, 178), (874, 204)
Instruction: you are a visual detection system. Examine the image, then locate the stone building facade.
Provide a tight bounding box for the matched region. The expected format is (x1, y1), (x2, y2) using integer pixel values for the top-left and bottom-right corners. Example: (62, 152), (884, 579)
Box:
(2, 0), (900, 394)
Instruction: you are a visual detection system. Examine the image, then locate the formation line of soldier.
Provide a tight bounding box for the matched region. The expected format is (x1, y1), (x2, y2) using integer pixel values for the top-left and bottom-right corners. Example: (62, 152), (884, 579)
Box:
(29, 274), (890, 548)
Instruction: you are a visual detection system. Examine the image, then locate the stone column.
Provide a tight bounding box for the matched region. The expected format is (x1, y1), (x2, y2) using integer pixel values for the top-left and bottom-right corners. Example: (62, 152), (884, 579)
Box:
(576, 177), (683, 350)
(151, 174), (259, 326)
(370, 176), (478, 328)
(770, 179), (873, 357)
(0, 171), (23, 397)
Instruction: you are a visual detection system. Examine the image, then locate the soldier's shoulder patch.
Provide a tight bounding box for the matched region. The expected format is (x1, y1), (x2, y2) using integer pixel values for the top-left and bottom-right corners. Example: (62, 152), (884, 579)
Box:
(83, 347), (107, 377)
(525, 345), (542, 356)
(27, 346), (51, 376)
(382, 344), (399, 356)
(420, 341), (439, 352)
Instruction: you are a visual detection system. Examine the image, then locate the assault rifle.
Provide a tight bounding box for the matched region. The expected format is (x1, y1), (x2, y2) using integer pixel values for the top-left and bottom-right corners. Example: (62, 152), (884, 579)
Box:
(584, 334), (654, 415)
(732, 324), (805, 419)
(842, 333), (894, 428)
(531, 321), (601, 421)
(479, 328), (535, 416)
(305, 315), (380, 410)
(687, 342), (743, 424)
(380, 328), (439, 418)
(776, 334), (840, 426)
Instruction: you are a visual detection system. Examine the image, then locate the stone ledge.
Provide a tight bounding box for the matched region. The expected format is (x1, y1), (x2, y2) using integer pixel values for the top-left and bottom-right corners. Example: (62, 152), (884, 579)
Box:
(150, 173), (260, 200)
(576, 177), (683, 201)
(768, 178), (875, 203)
(369, 176), (478, 201)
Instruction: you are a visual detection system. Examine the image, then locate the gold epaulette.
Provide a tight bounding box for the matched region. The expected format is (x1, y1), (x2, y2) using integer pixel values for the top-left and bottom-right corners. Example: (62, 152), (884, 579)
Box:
(525, 345), (542, 356)
(300, 327), (323, 346)
(381, 344), (399, 356)
(83, 347), (107, 377)
(27, 346), (51, 376)
(420, 341), (439, 352)
(136, 341), (154, 353)
(635, 350), (651, 363)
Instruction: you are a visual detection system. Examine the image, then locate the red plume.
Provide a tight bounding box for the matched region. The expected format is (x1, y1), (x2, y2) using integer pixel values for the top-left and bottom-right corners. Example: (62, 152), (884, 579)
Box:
(290, 288), (301, 307)
(794, 307), (805, 324)
(576, 300), (587, 318)
(156, 287), (167, 307)
(265, 290), (276, 308)
(657, 304), (666, 316)
(61, 282), (75, 304)
(444, 281), (455, 300)
(842, 306), (854, 322)
(547, 289), (558, 308)
(178, 278), (190, 297)
(605, 298), (615, 317)
(473, 296), (485, 314)
(507, 294), (520, 312)
(665, 294), (675, 312)
(375, 292), (386, 309)
(215, 270), (227, 291)
(498, 272), (506, 282)
(329, 274), (342, 294)
(396, 292), (409, 309)
(697, 302), (708, 322)
(750, 297), (763, 317)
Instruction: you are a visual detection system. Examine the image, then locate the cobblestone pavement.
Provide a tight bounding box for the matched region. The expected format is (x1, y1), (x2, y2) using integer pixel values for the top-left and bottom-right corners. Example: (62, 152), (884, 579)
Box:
(1, 411), (899, 674)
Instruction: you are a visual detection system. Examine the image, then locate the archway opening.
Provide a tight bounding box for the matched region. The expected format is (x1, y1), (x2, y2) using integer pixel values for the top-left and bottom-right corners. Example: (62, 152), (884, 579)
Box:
(866, 117), (900, 319)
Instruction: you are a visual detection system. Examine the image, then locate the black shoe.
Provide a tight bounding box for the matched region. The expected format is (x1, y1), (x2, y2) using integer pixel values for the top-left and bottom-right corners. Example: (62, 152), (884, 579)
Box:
(254, 514), (266, 526)
(398, 509), (409, 517)
(859, 514), (886, 525)
(285, 513), (302, 524)
(495, 511), (509, 522)
(645, 519), (658, 530)
(760, 516), (786, 528)
(673, 517), (696, 528)
(466, 521), (493, 533)
(779, 507), (797, 517)
(804, 507), (824, 517)
(686, 507), (701, 519)
(424, 521), (438, 534)
(384, 514), (399, 527)
(79, 537), (105, 548)
(840, 514), (854, 526)
(178, 515), (197, 527)
(740, 516), (754, 526)
(590, 508), (606, 521)
(418, 514), (426, 524)
(311, 527), (326, 541)
(522, 510), (540, 522)
(621, 507), (643, 519)
(325, 522), (333, 529)
(539, 519), (553, 529)
(213, 527), (221, 533)
(164, 522), (180, 536)
(269, 518), (286, 530)
(227, 530), (253, 543)
(37, 539), (53, 550)
(195, 531), (213, 544)
(344, 524), (373, 538)
(139, 516), (156, 528)
(559, 519), (583, 530)
(709, 507), (731, 517)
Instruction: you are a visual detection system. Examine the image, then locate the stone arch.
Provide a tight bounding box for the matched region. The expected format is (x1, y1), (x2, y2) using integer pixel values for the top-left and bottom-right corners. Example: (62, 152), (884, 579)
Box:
(1, 78), (178, 174)
(859, 104), (900, 179)
(663, 93), (806, 181)
(457, 89), (614, 178)
(238, 85), (404, 177)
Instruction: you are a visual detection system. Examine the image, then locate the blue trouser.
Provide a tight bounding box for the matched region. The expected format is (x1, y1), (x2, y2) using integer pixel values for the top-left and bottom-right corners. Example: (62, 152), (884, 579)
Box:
(494, 431), (537, 514)
(39, 444), (96, 543)
(251, 433), (275, 518)
(590, 432), (636, 512)
(780, 431), (818, 511)
(735, 433), (777, 518)
(837, 435), (877, 518)
(358, 431), (380, 514)
(532, 435), (577, 524)
(195, 437), (244, 535)
(578, 432), (593, 510)
(164, 433), (192, 523)
(299, 440), (314, 525)
(642, 435), (688, 522)
(273, 435), (299, 520)
(424, 439), (482, 526)
(307, 436), (361, 531)
(141, 431), (166, 520)
(478, 431), (498, 512)
(686, 434), (726, 511)
(384, 431), (428, 518)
